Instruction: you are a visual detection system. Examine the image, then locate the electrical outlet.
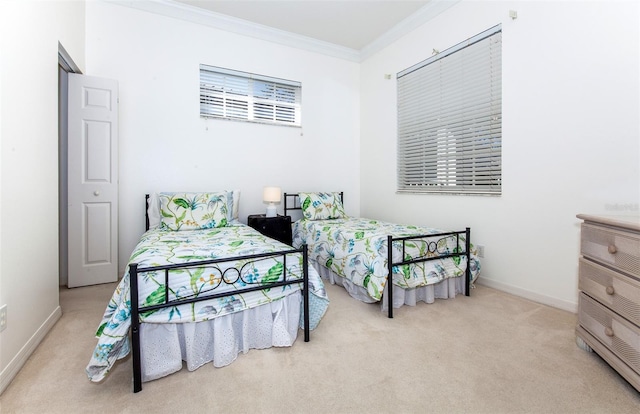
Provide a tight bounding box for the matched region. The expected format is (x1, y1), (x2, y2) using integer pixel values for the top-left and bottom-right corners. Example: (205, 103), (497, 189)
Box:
(477, 245), (485, 258)
(0, 304), (7, 333)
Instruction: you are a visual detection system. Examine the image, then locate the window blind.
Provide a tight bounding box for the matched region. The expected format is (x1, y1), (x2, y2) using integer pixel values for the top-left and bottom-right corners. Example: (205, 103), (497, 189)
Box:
(200, 65), (301, 127)
(397, 25), (502, 195)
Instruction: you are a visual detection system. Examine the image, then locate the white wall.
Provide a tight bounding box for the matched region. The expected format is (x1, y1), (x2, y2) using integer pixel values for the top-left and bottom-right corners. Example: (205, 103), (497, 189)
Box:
(0, 1), (636, 396)
(0, 0), (85, 395)
(85, 1), (361, 273)
(360, 0), (640, 311)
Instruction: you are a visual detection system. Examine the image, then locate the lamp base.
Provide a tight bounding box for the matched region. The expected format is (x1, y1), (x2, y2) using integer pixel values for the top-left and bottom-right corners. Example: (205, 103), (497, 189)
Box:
(266, 204), (277, 218)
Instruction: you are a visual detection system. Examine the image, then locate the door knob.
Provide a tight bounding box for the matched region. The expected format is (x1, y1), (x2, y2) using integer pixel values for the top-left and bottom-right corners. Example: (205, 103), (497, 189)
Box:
(94, 190), (100, 196)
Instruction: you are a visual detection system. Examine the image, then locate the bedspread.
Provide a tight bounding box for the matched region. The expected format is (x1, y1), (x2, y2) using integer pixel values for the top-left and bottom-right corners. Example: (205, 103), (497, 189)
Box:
(87, 224), (328, 382)
(292, 217), (480, 301)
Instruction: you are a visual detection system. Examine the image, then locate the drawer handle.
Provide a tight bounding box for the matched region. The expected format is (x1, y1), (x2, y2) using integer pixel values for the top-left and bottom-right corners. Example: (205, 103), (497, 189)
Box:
(608, 244), (617, 254)
(605, 286), (615, 295)
(604, 327), (614, 337)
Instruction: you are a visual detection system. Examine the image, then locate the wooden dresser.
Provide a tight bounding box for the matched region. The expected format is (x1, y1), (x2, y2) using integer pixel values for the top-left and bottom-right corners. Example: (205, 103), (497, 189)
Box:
(576, 214), (640, 391)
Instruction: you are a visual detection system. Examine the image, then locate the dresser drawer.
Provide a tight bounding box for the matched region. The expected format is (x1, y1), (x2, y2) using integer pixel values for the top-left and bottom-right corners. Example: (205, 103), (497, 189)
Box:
(578, 292), (640, 375)
(579, 258), (640, 326)
(581, 223), (640, 278)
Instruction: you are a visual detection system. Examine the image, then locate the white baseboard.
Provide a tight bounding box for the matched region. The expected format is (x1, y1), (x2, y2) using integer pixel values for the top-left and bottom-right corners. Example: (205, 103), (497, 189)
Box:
(477, 278), (578, 314)
(0, 306), (62, 396)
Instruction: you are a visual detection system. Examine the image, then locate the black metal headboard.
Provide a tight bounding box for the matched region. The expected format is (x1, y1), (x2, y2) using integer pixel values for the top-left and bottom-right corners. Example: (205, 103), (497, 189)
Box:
(145, 194), (150, 231)
(284, 192), (344, 217)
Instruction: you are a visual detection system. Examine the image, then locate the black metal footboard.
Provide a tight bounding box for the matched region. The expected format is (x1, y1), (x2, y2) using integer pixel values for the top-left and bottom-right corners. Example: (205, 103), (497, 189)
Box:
(129, 245), (309, 393)
(386, 228), (471, 318)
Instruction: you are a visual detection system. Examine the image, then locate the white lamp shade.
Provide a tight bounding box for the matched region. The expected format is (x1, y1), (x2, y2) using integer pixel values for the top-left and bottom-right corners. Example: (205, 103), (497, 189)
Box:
(263, 187), (281, 217)
(263, 187), (281, 203)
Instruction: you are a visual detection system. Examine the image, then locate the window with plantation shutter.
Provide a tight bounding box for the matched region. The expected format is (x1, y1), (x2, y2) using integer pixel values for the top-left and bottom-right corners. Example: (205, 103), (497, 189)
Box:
(200, 64), (301, 127)
(397, 25), (502, 195)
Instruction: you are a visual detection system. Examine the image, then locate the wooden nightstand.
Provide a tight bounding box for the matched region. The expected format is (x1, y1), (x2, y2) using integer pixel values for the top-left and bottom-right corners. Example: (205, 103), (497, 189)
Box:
(247, 214), (292, 245)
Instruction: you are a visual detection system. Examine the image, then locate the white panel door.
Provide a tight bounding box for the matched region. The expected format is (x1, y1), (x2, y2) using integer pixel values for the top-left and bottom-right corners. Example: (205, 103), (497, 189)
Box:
(67, 74), (119, 287)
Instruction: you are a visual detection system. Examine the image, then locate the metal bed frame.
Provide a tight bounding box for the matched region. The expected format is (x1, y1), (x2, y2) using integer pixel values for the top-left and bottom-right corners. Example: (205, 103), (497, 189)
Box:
(129, 195), (310, 392)
(283, 192), (471, 319)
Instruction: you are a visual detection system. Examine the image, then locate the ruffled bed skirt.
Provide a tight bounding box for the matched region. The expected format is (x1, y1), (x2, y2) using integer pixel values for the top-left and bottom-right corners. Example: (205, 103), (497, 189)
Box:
(139, 293), (301, 382)
(312, 261), (467, 312)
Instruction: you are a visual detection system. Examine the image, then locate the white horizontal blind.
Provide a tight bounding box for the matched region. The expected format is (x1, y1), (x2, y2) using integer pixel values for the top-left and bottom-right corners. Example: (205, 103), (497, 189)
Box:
(200, 65), (301, 127)
(397, 25), (502, 195)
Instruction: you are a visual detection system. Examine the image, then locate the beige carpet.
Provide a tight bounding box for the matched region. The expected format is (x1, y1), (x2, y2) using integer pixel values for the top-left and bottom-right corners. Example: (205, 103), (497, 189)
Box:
(1, 281), (639, 413)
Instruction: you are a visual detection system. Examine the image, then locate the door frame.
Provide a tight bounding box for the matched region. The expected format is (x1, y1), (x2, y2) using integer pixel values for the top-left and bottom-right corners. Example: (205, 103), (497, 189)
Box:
(58, 42), (81, 287)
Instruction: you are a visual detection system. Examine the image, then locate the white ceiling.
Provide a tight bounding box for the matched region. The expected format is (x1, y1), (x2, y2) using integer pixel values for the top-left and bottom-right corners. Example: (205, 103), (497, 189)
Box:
(115, 0), (459, 61)
(172, 0), (429, 50)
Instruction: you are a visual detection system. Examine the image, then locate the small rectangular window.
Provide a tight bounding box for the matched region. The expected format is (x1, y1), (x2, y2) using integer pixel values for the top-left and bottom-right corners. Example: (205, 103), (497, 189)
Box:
(200, 64), (302, 127)
(397, 25), (502, 195)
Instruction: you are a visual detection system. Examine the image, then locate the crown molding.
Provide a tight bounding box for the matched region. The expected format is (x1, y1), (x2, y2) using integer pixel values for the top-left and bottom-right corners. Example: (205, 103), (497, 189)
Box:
(360, 0), (460, 61)
(106, 0), (361, 61)
(105, 0), (459, 63)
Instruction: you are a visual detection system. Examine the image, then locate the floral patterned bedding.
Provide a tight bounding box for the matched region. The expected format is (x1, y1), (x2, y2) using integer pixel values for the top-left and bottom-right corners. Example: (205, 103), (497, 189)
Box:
(87, 223), (329, 383)
(292, 217), (480, 301)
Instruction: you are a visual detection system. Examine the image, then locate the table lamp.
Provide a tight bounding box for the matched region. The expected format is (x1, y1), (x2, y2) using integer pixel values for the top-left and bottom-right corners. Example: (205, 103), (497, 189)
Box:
(263, 186), (281, 217)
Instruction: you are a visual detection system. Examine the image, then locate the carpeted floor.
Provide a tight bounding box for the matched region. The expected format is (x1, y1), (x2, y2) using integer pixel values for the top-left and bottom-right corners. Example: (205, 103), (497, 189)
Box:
(1, 281), (639, 413)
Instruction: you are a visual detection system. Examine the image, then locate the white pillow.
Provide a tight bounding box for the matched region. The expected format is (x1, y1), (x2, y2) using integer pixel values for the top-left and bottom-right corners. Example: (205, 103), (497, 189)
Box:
(147, 193), (161, 230)
(231, 189), (240, 221)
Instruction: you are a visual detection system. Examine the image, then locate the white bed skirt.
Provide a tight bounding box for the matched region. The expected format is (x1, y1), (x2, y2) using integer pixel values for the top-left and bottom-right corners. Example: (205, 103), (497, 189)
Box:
(312, 261), (466, 311)
(139, 293), (301, 382)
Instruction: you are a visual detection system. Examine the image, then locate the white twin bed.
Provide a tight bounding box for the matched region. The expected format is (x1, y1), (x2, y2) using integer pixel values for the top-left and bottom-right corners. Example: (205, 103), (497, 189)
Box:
(86, 191), (328, 392)
(86, 190), (479, 392)
(285, 192), (480, 317)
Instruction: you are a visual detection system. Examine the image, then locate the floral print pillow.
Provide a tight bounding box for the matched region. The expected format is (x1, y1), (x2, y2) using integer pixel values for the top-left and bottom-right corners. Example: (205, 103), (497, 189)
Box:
(299, 192), (346, 220)
(159, 192), (228, 231)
